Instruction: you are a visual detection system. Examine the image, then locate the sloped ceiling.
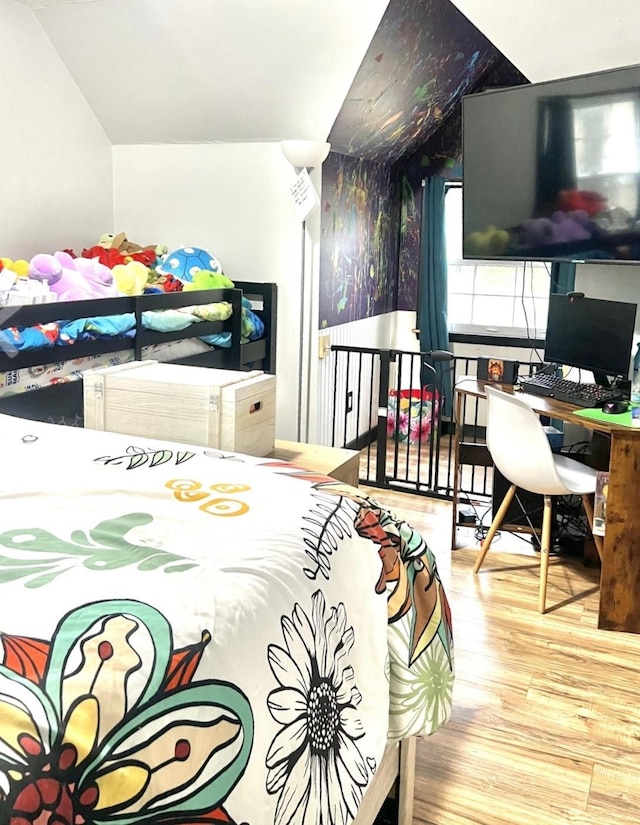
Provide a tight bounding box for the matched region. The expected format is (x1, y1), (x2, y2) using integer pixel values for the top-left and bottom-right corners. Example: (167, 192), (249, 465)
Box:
(22, 0), (390, 145)
(19, 0), (640, 158)
(449, 0), (640, 84)
(328, 0), (507, 164)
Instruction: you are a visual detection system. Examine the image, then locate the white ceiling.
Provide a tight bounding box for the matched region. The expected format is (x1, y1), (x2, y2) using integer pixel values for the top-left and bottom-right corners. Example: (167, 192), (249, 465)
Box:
(25, 0), (390, 145)
(450, 0), (640, 83)
(20, 0), (640, 148)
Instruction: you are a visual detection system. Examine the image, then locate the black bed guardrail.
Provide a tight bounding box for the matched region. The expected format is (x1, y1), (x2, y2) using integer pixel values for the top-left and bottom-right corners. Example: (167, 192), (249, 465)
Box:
(0, 282), (280, 375)
(0, 288), (242, 372)
(0, 282), (278, 425)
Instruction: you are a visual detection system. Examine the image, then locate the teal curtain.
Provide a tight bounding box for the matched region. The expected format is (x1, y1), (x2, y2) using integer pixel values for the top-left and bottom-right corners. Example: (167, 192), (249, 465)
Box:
(418, 176), (451, 411)
(550, 261), (576, 294)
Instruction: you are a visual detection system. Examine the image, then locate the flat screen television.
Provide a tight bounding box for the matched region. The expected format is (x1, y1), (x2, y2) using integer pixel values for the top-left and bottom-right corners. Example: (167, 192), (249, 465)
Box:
(462, 63), (640, 264)
(544, 293), (637, 379)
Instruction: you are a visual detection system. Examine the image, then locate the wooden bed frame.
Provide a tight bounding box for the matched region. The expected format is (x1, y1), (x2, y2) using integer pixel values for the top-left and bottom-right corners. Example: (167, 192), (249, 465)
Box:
(0, 279), (417, 824)
(355, 738), (416, 825)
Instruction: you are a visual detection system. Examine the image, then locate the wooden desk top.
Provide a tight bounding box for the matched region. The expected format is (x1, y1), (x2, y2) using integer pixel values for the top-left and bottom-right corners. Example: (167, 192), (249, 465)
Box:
(455, 377), (640, 438)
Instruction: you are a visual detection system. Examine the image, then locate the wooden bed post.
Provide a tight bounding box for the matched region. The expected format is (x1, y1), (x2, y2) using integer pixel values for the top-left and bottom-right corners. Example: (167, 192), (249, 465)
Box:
(398, 736), (417, 825)
(352, 735), (417, 825)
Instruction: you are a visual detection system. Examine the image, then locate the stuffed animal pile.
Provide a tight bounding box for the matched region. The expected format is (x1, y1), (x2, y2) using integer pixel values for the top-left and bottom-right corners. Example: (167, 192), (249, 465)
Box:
(0, 234), (227, 306)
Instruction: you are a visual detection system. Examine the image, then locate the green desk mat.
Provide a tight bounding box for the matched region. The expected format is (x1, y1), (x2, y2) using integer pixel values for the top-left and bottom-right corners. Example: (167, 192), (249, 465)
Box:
(573, 406), (639, 428)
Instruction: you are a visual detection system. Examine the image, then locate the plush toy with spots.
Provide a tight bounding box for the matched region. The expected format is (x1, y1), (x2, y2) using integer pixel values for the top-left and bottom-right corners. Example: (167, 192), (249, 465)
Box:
(157, 246), (223, 284)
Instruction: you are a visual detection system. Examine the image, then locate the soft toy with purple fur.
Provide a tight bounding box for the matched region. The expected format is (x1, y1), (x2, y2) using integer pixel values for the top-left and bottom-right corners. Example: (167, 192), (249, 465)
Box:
(58, 252), (118, 297)
(29, 253), (97, 301)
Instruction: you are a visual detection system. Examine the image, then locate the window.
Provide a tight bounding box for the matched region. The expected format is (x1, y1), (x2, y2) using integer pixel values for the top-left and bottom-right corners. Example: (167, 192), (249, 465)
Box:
(445, 184), (550, 339)
(572, 94), (640, 217)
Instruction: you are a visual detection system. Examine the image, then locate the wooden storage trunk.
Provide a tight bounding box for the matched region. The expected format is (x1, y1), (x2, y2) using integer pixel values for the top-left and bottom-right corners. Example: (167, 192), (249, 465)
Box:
(83, 361), (276, 456)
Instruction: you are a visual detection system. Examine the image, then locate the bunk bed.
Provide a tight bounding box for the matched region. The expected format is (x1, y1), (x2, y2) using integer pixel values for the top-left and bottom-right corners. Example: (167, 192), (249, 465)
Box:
(0, 280), (277, 425)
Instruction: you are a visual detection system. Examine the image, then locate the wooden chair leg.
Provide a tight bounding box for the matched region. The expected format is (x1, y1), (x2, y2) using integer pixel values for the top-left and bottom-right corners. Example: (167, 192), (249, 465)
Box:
(538, 495), (553, 613)
(473, 483), (517, 573)
(581, 494), (604, 562)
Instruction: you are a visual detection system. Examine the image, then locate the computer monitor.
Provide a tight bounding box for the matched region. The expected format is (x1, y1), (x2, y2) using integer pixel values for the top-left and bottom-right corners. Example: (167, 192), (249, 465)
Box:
(544, 294), (637, 380)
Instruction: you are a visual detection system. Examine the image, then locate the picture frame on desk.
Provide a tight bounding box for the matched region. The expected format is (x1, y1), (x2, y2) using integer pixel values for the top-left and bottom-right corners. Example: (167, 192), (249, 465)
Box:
(477, 357), (519, 385)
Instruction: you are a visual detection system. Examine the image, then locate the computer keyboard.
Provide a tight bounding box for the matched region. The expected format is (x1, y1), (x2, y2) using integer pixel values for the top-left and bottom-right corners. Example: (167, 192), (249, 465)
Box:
(518, 373), (625, 407)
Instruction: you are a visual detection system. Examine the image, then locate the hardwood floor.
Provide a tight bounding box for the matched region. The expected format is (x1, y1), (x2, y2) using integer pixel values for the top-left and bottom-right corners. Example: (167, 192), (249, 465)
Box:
(361, 483), (640, 825)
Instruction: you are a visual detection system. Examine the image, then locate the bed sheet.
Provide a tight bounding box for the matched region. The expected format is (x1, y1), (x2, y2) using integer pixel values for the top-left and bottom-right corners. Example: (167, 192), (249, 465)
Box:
(0, 415), (454, 824)
(0, 338), (212, 398)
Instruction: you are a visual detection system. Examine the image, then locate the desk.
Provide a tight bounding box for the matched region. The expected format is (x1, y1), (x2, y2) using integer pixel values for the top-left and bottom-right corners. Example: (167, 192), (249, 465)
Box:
(452, 378), (640, 633)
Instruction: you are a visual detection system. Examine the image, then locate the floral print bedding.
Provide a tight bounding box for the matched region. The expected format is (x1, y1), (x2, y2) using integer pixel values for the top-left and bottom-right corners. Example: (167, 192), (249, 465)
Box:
(0, 414), (454, 824)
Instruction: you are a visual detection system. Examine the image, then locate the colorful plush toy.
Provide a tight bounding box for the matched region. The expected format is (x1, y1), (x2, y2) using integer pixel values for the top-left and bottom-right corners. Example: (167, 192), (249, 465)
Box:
(88, 232), (162, 269)
(109, 232), (159, 267)
(1, 258), (30, 278)
(98, 233), (115, 249)
(157, 246), (223, 284)
(60, 252), (118, 297)
(549, 209), (592, 242)
(81, 245), (126, 269)
(29, 253), (96, 301)
(157, 273), (184, 293)
(111, 261), (150, 296)
(182, 270), (234, 292)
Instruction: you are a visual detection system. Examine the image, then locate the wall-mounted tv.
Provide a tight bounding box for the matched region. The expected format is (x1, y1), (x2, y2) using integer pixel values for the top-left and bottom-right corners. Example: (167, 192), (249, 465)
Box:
(462, 64), (640, 264)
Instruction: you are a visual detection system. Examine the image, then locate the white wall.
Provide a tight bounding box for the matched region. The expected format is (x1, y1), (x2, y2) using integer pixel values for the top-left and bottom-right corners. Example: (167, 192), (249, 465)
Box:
(112, 143), (305, 440)
(450, 0), (640, 86)
(0, 0), (113, 259)
(576, 262), (640, 360)
(576, 263), (640, 323)
(312, 312), (398, 446)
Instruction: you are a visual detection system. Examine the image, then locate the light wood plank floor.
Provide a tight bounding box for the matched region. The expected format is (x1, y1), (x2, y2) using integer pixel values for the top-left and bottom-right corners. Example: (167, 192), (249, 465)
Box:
(361, 483), (640, 825)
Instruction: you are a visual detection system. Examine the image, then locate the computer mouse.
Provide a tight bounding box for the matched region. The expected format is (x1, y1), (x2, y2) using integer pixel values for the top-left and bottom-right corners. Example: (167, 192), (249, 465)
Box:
(602, 400), (629, 415)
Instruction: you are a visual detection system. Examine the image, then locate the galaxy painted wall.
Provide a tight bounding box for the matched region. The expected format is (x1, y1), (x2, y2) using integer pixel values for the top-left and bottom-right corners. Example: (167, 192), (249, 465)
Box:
(319, 0), (527, 328)
(319, 153), (399, 329)
(395, 58), (529, 311)
(329, 0), (501, 165)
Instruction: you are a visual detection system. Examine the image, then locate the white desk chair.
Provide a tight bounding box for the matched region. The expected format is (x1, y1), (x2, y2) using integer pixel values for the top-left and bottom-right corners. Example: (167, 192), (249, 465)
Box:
(473, 385), (603, 613)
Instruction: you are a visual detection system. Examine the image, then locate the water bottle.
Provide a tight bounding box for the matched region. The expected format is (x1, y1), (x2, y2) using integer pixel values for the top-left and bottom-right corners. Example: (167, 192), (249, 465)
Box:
(631, 342), (640, 406)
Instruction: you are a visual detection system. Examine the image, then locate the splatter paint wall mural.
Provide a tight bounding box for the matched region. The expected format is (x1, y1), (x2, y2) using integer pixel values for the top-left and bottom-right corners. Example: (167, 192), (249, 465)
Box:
(319, 152), (399, 329)
(395, 58), (529, 311)
(319, 0), (527, 327)
(328, 0), (502, 165)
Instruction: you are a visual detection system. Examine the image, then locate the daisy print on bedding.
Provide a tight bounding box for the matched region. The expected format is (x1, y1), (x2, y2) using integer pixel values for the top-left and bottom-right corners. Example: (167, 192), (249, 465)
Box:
(265, 590), (372, 825)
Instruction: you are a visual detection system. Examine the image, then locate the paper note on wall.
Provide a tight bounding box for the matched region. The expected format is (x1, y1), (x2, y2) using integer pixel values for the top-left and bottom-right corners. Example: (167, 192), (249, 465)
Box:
(289, 168), (320, 221)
